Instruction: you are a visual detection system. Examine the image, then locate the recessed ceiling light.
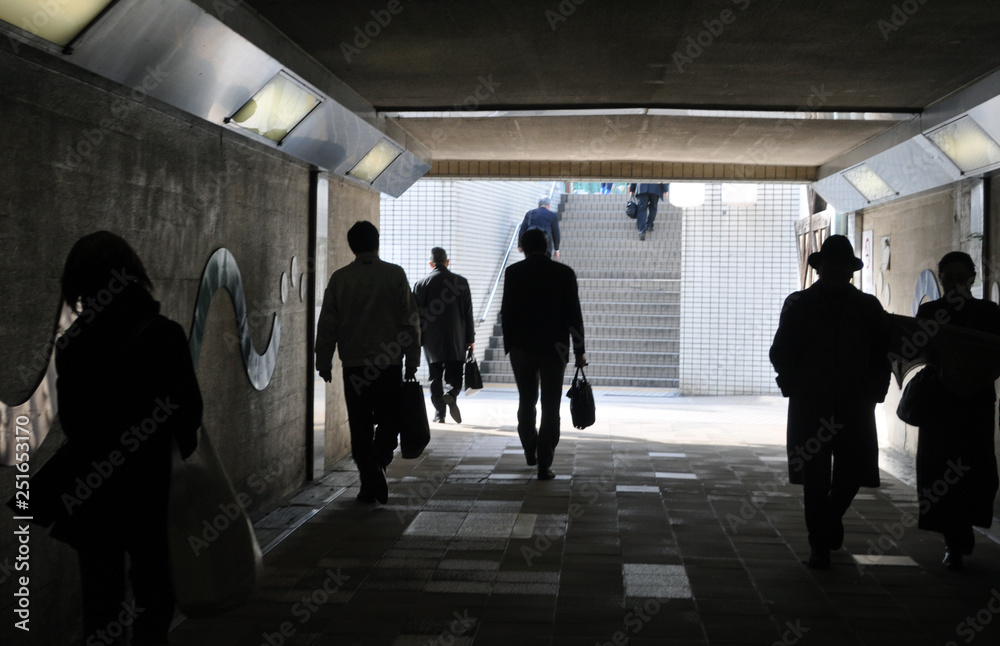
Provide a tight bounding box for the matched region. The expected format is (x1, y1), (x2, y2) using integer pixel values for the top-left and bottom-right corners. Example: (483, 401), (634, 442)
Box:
(228, 72), (321, 144)
(347, 139), (402, 184)
(0, 0), (114, 47)
(843, 165), (896, 202)
(669, 183), (706, 209)
(925, 115), (1000, 174)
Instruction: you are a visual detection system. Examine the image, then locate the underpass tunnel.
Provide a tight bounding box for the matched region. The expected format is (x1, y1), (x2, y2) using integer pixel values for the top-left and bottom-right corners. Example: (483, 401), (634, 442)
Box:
(2, 1), (1000, 643)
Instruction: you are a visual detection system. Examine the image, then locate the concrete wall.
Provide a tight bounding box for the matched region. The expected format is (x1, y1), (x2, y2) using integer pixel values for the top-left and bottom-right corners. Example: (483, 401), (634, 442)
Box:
(857, 179), (1000, 504)
(322, 176), (380, 465)
(0, 41), (317, 644)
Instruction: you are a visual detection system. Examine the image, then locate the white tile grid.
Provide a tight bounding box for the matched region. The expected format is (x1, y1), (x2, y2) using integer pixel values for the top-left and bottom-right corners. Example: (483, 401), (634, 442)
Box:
(679, 184), (801, 395)
(380, 179), (547, 380)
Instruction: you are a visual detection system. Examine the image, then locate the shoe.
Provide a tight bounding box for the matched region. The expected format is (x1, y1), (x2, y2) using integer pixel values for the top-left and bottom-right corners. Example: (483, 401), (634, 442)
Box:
(356, 490), (377, 504)
(524, 449), (537, 467)
(442, 391), (462, 423)
(647, 223), (654, 231)
(538, 468), (556, 480)
(639, 232), (646, 241)
(829, 516), (845, 551)
(807, 548), (831, 569)
(943, 549), (964, 571)
(432, 414), (445, 423)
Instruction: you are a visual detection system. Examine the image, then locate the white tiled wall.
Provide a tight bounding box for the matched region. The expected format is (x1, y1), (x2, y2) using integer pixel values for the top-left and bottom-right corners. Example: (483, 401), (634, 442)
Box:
(679, 184), (801, 395)
(380, 179), (551, 379)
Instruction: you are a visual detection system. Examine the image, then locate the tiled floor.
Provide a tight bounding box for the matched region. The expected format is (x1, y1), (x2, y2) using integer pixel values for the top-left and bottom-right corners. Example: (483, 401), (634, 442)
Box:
(174, 388), (1000, 646)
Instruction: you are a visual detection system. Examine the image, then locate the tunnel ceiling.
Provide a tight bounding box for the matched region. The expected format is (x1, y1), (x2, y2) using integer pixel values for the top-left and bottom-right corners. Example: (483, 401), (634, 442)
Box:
(241, 0), (1000, 172)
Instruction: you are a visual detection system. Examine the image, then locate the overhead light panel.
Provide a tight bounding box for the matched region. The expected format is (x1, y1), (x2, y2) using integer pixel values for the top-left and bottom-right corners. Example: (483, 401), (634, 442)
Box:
(228, 72), (320, 143)
(348, 139), (402, 183)
(842, 164), (896, 202)
(669, 183), (706, 209)
(0, 0), (114, 47)
(925, 116), (1000, 174)
(722, 183), (759, 207)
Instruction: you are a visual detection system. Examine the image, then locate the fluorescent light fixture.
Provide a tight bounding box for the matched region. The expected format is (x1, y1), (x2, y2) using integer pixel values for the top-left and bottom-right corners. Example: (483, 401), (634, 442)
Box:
(669, 183), (705, 208)
(0, 0), (114, 46)
(842, 165), (896, 202)
(348, 138), (403, 183)
(229, 72), (320, 143)
(722, 183), (759, 207)
(925, 116), (1000, 173)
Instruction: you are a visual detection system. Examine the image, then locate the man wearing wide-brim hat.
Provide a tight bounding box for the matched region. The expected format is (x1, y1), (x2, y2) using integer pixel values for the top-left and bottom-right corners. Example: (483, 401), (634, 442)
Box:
(769, 234), (892, 569)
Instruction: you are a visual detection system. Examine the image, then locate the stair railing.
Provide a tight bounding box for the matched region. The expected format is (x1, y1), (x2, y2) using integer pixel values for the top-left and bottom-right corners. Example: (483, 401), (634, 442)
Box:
(479, 224), (519, 324)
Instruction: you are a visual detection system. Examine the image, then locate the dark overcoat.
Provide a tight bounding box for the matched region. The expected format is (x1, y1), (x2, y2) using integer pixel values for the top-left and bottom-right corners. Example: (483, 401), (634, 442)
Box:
(914, 295), (1000, 531)
(49, 289), (203, 546)
(412, 266), (474, 363)
(770, 280), (890, 487)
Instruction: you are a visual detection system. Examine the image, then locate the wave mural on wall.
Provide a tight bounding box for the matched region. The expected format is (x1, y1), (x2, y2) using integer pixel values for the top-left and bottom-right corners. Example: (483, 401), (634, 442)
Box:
(0, 248), (282, 466)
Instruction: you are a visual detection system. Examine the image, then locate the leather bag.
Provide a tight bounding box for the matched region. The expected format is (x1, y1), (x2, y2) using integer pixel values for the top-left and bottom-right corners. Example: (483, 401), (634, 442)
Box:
(566, 366), (596, 429)
(895, 368), (939, 426)
(398, 378), (431, 458)
(464, 347), (483, 395)
(625, 197), (638, 219)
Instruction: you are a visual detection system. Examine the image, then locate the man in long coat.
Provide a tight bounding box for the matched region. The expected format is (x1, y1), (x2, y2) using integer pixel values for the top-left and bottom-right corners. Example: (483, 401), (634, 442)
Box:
(770, 235), (891, 568)
(413, 247), (475, 423)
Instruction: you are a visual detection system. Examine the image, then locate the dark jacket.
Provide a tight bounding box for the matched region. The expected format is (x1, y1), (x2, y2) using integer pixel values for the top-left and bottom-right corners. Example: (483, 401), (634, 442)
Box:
(413, 265), (475, 363)
(914, 295), (1000, 530)
(769, 280), (890, 487)
(518, 206), (561, 254)
(51, 289), (203, 545)
(629, 183), (668, 196)
(501, 254), (585, 360)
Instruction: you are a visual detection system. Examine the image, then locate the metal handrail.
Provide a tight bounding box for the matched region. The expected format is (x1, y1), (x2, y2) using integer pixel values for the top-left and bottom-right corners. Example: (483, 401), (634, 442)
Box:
(479, 224), (519, 324)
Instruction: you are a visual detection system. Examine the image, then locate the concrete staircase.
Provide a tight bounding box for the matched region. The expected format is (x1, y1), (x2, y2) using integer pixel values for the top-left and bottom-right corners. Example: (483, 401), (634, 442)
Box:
(480, 193), (681, 389)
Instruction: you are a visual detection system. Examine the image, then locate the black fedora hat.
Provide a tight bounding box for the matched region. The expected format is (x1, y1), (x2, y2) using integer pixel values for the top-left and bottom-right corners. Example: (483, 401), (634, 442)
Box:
(808, 235), (863, 271)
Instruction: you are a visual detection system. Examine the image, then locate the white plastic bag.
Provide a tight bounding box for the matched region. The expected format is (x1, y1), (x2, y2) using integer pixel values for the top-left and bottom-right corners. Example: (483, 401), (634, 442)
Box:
(167, 427), (262, 618)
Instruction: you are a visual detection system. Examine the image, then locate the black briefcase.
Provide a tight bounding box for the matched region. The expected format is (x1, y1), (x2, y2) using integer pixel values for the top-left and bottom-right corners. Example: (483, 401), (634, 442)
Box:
(566, 366), (596, 429)
(464, 347), (483, 394)
(398, 378), (431, 458)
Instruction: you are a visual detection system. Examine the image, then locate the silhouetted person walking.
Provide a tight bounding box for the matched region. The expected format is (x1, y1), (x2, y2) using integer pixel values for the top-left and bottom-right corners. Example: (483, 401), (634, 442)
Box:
(770, 235), (890, 569)
(913, 251), (1000, 570)
(518, 196), (561, 260)
(413, 247), (474, 424)
(501, 228), (586, 479)
(49, 231), (203, 645)
(627, 183), (668, 241)
(316, 221), (420, 503)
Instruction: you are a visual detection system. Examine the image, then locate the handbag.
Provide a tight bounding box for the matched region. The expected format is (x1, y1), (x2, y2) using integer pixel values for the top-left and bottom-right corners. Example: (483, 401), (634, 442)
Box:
(464, 347), (483, 395)
(565, 366), (596, 429)
(625, 197), (638, 219)
(168, 427), (262, 618)
(398, 378), (431, 458)
(895, 368), (939, 426)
